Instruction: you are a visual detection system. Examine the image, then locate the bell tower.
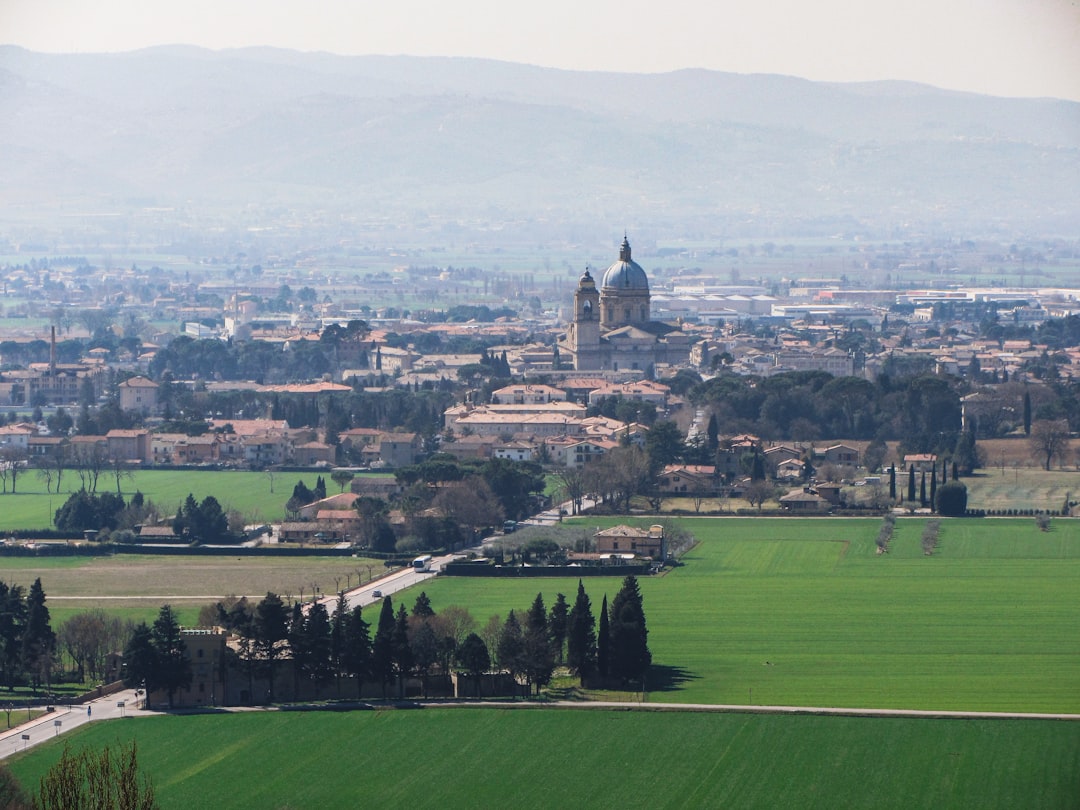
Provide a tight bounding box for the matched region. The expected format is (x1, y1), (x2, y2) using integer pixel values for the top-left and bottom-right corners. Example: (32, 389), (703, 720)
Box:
(568, 267), (601, 370)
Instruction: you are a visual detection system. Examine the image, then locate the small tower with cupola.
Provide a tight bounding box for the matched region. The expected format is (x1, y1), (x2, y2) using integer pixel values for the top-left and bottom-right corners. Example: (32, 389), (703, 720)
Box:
(567, 267), (601, 370)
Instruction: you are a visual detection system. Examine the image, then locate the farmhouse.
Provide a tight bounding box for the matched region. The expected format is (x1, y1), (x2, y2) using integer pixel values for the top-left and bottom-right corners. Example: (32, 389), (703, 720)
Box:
(778, 489), (830, 512)
(594, 524), (665, 560)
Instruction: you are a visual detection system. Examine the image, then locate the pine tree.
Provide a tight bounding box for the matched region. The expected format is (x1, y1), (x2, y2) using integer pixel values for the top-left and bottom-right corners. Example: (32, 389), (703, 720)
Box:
(607, 576), (651, 685)
(253, 592), (290, 703)
(411, 592), (435, 618)
(566, 580), (596, 685)
(597, 594), (610, 679)
(121, 622), (158, 694)
(22, 578), (55, 692)
(150, 604), (191, 709)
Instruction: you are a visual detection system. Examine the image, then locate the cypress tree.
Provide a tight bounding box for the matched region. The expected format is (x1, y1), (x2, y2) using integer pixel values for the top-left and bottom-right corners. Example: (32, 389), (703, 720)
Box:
(548, 593), (569, 664)
(597, 594), (609, 679)
(920, 471), (927, 508)
(524, 593), (554, 695)
(608, 576), (651, 684)
(392, 605), (413, 697)
(888, 465), (896, 501)
(908, 465), (916, 502)
(930, 470), (938, 512)
(343, 605), (372, 698)
(371, 596), (396, 697)
(1023, 390), (1032, 436)
(566, 580), (596, 684)
(496, 610), (525, 696)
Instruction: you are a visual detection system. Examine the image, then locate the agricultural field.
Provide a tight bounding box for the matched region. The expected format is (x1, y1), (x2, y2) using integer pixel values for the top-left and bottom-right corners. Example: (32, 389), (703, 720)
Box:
(423, 517), (1080, 713)
(0, 469), (394, 531)
(644, 463), (1080, 515)
(0, 554), (387, 627)
(7, 709), (1080, 809)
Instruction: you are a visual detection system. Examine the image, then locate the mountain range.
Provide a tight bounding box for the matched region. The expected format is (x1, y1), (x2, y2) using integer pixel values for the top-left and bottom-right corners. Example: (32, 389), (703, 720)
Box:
(1, 46), (1077, 243)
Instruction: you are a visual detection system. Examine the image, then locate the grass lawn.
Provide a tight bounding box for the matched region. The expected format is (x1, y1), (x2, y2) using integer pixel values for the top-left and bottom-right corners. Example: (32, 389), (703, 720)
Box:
(0, 469), (395, 530)
(420, 517), (1080, 713)
(7, 709), (1079, 810)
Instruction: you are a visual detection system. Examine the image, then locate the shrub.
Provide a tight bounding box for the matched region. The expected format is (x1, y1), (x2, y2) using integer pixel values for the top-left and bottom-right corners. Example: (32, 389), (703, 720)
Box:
(936, 482), (968, 517)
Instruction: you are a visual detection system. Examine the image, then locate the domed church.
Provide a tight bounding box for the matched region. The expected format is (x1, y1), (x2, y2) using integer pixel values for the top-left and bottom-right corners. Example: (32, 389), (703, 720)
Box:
(561, 237), (692, 372)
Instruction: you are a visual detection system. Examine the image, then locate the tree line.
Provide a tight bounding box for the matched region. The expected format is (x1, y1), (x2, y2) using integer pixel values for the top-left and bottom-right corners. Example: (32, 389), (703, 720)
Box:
(125, 576), (652, 705)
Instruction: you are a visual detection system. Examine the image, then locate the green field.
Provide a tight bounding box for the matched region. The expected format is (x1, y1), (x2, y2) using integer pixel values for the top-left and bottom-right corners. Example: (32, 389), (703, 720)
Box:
(3, 516), (1077, 713)
(0, 469), (393, 530)
(7, 709), (1079, 809)
(423, 517), (1080, 713)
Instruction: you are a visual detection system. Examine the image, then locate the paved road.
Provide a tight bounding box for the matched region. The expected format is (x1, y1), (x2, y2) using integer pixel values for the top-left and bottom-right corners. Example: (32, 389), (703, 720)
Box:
(314, 551), (466, 616)
(0, 688), (152, 762)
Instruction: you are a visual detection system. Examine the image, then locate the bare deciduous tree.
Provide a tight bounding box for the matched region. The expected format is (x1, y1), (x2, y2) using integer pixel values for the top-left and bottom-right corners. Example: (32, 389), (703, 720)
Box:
(1029, 419), (1071, 470)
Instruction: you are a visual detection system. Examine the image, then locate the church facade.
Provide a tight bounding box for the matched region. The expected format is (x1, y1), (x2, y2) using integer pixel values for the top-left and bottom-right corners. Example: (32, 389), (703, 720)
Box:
(561, 237), (693, 373)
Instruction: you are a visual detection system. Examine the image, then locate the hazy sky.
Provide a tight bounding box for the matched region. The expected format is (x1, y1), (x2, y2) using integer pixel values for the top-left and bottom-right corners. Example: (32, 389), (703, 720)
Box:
(3, 0), (1080, 101)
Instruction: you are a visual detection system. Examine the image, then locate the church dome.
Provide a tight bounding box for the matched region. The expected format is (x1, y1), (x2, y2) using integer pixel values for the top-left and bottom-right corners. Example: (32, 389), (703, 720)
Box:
(601, 237), (649, 291)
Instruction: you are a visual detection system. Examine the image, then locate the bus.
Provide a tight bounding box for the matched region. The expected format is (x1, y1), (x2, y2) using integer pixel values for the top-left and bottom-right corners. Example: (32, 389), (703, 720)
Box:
(412, 554), (433, 572)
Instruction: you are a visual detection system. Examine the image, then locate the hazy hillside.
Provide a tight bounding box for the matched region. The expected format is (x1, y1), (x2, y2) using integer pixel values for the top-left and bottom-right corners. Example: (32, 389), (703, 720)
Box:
(0, 46), (1077, 242)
